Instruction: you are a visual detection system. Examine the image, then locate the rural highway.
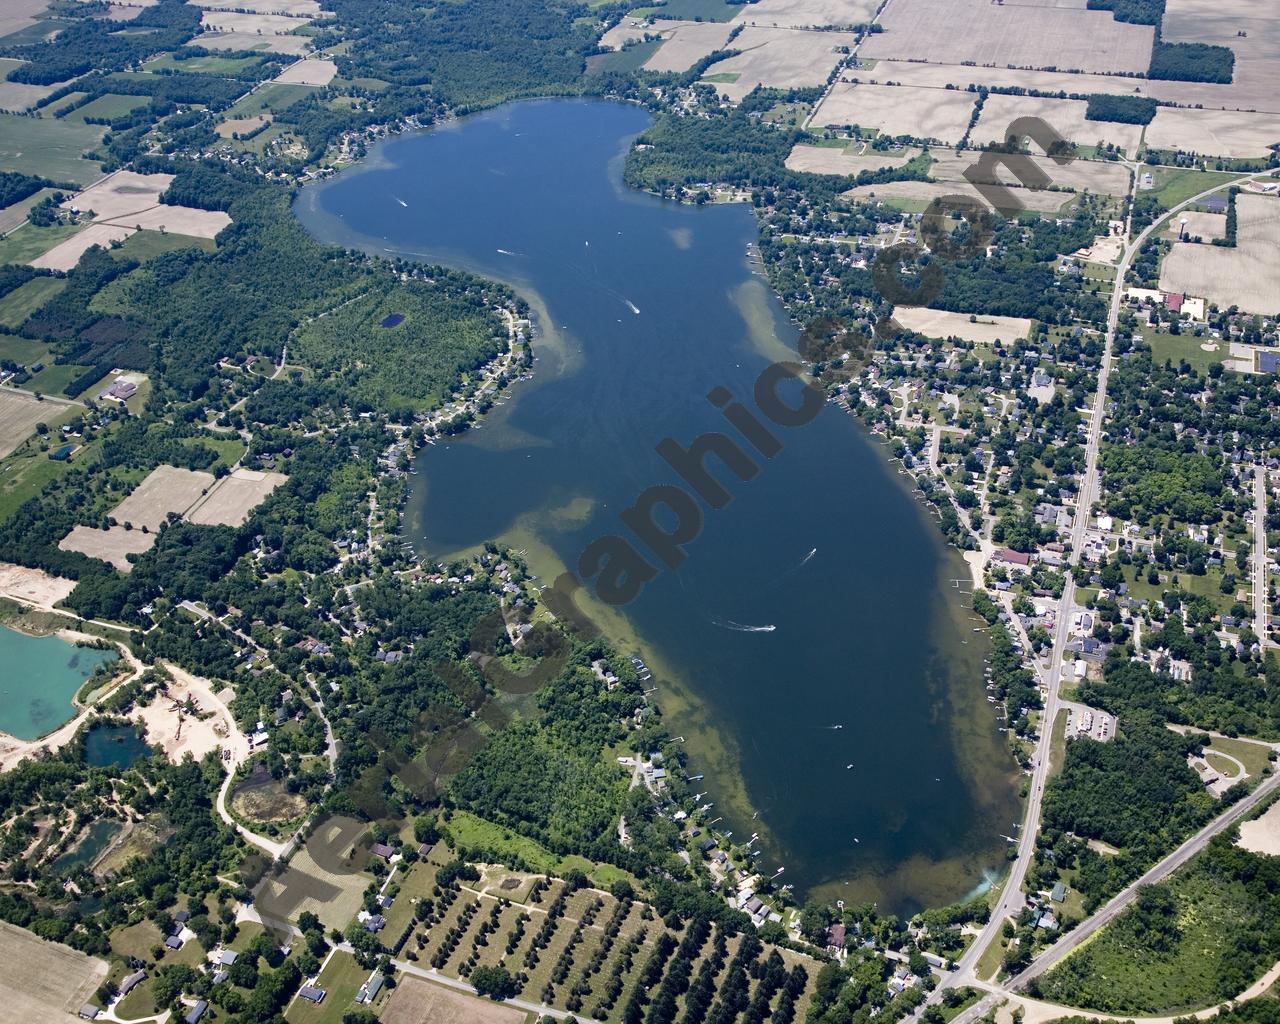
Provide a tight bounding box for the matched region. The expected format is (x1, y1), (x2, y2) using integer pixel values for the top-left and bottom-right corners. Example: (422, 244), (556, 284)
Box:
(913, 166), (1279, 1021)
(1256, 467), (1269, 642)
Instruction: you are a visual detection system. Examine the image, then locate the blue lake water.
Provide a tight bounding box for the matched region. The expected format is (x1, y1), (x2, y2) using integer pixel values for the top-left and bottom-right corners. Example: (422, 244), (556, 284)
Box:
(0, 626), (118, 742)
(294, 99), (1020, 912)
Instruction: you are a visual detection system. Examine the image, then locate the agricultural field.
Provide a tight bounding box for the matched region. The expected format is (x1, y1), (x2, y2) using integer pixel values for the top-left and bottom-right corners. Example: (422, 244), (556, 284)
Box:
(893, 308), (1033, 346)
(0, 388), (64, 459)
(200, 31), (313, 55)
(0, 113), (104, 185)
(31, 223), (134, 271)
(729, 0), (877, 29)
(200, 10), (315, 36)
(641, 20), (736, 73)
(785, 142), (919, 175)
(1165, 211), (1227, 242)
(143, 52), (263, 75)
(257, 815), (373, 932)
(968, 94), (1145, 156)
(228, 83), (318, 117)
(217, 113), (273, 138)
(1145, 107), (1280, 160)
(845, 178), (1075, 215)
(860, 0), (1155, 74)
(185, 467), (286, 527)
(108, 229), (217, 262)
(273, 58), (338, 86)
(64, 93), (149, 124)
(0, 275), (64, 329)
(811, 82), (977, 143)
(188, 0), (325, 13)
(702, 26), (858, 101)
(109, 464), (217, 529)
(0, 920), (107, 1023)
(1159, 195), (1280, 316)
(58, 524), (157, 572)
(0, 57), (67, 113)
(381, 976), (524, 1024)
(931, 152), (1131, 198)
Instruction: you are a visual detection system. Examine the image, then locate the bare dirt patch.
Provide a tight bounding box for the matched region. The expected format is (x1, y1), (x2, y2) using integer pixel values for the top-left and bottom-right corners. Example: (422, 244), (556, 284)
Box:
(110, 464), (217, 529)
(381, 975), (525, 1024)
(0, 388), (62, 459)
(102, 204), (230, 239)
(0, 562), (75, 610)
(134, 662), (242, 765)
(705, 26), (859, 101)
(272, 57), (337, 85)
(186, 468), (286, 527)
(0, 920), (108, 1024)
(1238, 798), (1280, 856)
(785, 143), (919, 175)
(1159, 195), (1280, 316)
(894, 307), (1033, 345)
(30, 223), (134, 271)
(0, 0), (50, 39)
(812, 82), (977, 143)
(1145, 107), (1280, 160)
(58, 524), (156, 572)
(969, 94), (1145, 156)
(860, 0), (1155, 74)
(643, 20), (736, 72)
(231, 766), (307, 825)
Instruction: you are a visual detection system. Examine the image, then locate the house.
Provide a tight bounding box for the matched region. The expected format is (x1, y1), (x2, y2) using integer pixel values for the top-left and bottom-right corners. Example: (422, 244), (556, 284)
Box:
(998, 548), (1031, 566)
(165, 935), (184, 950)
(174, 911), (191, 924)
(370, 842), (395, 861)
(417, 842), (434, 858)
(826, 923), (846, 952)
(299, 985), (326, 1004)
(212, 971), (228, 985)
(79, 1006), (100, 1020)
(120, 970), (146, 996)
(379, 895), (393, 910)
(216, 949), (238, 967)
(1051, 881), (1066, 903)
(357, 972), (385, 1004)
(364, 914), (386, 933)
(185, 1000), (208, 1024)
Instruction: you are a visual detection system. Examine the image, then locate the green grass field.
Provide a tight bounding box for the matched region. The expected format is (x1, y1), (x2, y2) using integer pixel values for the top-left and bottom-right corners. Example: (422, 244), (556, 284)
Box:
(285, 951), (379, 1024)
(587, 39), (663, 74)
(229, 83), (316, 118)
(1142, 326), (1223, 376)
(0, 222), (82, 264)
(144, 52), (262, 75)
(0, 113), (104, 185)
(1207, 735), (1275, 781)
(65, 93), (149, 124)
(630, 0), (741, 19)
(0, 276), (64, 329)
(1151, 168), (1240, 210)
(110, 229), (216, 263)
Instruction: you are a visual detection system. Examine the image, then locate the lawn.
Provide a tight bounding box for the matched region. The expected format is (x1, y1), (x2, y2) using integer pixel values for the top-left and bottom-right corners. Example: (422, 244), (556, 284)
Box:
(64, 93), (149, 124)
(1207, 735), (1275, 781)
(26, 359), (93, 397)
(0, 432), (87, 522)
(1047, 708), (1068, 779)
(42, 92), (89, 117)
(1151, 168), (1240, 210)
(0, 222), (83, 265)
(1141, 326), (1222, 376)
(0, 276), (64, 330)
(286, 951), (381, 1024)
(181, 434), (246, 469)
(0, 113), (104, 185)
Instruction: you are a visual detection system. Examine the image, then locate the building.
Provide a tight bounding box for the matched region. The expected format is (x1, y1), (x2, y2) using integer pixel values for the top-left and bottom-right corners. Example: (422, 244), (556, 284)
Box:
(79, 1007), (100, 1020)
(119, 970), (146, 996)
(215, 949), (238, 967)
(1051, 881), (1066, 903)
(185, 1000), (208, 1024)
(299, 985), (326, 1004)
(357, 972), (385, 1004)
(370, 842), (395, 861)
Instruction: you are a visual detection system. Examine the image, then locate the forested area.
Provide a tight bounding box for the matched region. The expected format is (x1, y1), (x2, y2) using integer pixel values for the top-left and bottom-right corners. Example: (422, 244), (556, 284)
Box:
(1098, 440), (1225, 523)
(0, 0), (199, 84)
(1085, 94), (1158, 125)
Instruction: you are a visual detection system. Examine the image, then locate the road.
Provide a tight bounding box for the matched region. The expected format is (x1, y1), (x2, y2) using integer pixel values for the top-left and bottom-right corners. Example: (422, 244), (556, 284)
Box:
(914, 167), (1279, 1020)
(1255, 465), (1269, 642)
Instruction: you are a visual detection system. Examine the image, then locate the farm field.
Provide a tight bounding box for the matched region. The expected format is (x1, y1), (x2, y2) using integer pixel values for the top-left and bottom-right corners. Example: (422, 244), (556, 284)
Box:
(1159, 195), (1280, 316)
(188, 0), (323, 13)
(64, 93), (149, 124)
(893, 308), (1033, 346)
(0, 276), (65, 330)
(0, 920), (108, 1023)
(845, 178), (1075, 215)
(968, 94), (1145, 156)
(58, 524), (156, 572)
(931, 152), (1131, 198)
(217, 113), (273, 138)
(273, 58), (338, 85)
(200, 10), (315, 35)
(229, 83), (318, 117)
(860, 0), (1154, 74)
(0, 187), (56, 236)
(144, 52), (263, 75)
(629, 0), (742, 21)
(1145, 107), (1280, 160)
(785, 143), (919, 175)
(109, 229), (217, 262)
(811, 82), (977, 144)
(110, 464), (217, 529)
(64, 171), (173, 221)
(258, 815), (373, 932)
(30, 223), (134, 271)
(0, 58), (67, 113)
(702, 26), (858, 101)
(380, 975), (524, 1024)
(729, 0), (877, 28)
(0, 388), (64, 459)
(641, 20), (736, 72)
(185, 467), (286, 526)
(0, 113), (104, 185)
(201, 31), (312, 55)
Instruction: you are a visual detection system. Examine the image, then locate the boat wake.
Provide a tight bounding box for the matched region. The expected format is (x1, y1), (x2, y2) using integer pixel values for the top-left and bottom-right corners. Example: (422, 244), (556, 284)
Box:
(391, 196), (408, 207)
(799, 546), (817, 567)
(711, 617), (776, 633)
(625, 299), (640, 315)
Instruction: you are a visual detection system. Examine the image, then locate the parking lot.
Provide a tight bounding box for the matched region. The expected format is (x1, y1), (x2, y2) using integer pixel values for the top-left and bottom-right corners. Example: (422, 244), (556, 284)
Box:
(1062, 701), (1115, 743)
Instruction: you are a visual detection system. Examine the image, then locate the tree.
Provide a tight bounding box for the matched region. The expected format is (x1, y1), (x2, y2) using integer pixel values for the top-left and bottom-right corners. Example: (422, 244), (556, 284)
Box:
(471, 964), (518, 1000)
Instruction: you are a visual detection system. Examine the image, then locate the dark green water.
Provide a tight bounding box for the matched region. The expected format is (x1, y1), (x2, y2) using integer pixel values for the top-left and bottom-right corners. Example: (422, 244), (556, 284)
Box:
(84, 723), (151, 768)
(0, 626), (118, 741)
(53, 819), (122, 874)
(294, 99), (1019, 913)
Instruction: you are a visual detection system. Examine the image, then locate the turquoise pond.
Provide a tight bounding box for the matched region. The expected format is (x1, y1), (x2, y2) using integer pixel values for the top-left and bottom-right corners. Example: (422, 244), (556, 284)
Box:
(0, 626), (118, 741)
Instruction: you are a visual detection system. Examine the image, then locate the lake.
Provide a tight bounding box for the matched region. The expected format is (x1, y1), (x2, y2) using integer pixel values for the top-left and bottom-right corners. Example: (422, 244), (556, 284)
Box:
(84, 722), (151, 768)
(295, 99), (1020, 913)
(0, 625), (118, 742)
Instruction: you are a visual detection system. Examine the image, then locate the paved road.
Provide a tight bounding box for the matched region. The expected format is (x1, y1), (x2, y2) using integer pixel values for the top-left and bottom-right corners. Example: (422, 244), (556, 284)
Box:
(1255, 466), (1269, 641)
